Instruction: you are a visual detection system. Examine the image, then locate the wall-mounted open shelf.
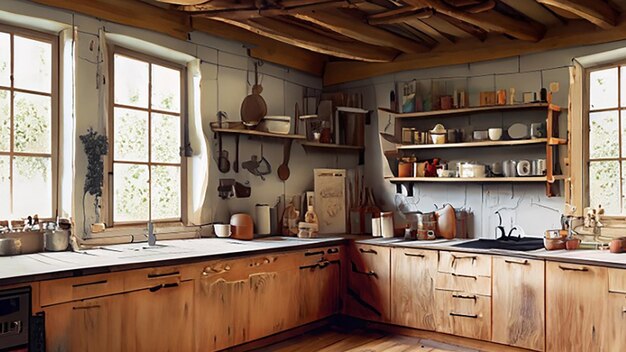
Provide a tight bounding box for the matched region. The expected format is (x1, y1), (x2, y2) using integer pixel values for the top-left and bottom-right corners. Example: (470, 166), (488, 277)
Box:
(210, 127), (306, 140)
(397, 138), (548, 150)
(300, 141), (364, 152)
(379, 102), (550, 119)
(387, 176), (566, 183)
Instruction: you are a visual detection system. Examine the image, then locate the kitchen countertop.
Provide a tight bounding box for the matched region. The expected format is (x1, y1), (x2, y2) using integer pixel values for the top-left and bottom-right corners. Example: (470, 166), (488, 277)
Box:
(0, 236), (346, 286)
(2, 235), (626, 287)
(354, 237), (626, 269)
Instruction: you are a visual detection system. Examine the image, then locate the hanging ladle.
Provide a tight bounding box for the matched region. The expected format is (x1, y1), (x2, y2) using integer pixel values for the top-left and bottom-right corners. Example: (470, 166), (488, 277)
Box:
(277, 139), (292, 181)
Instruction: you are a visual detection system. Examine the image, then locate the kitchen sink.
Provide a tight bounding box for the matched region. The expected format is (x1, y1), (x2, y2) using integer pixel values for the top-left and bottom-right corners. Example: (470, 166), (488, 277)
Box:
(452, 237), (544, 251)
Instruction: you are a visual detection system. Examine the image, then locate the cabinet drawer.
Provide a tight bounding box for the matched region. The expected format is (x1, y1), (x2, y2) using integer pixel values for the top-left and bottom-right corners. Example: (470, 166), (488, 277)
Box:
(123, 264), (195, 292)
(609, 268), (626, 294)
(435, 272), (491, 296)
(346, 244), (391, 322)
(438, 251), (491, 277)
(299, 246), (342, 267)
(40, 273), (124, 306)
(435, 289), (491, 341)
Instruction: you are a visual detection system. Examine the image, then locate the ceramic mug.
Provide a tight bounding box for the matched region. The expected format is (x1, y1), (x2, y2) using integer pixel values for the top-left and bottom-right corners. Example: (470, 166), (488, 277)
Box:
(532, 159), (547, 176)
(517, 160), (531, 177)
(503, 160), (517, 177)
(490, 162), (503, 176)
(214, 224), (232, 238)
(488, 128), (503, 141)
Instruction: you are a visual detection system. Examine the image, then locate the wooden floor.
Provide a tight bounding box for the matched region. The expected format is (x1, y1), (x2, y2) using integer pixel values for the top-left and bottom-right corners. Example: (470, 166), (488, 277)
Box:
(253, 326), (480, 352)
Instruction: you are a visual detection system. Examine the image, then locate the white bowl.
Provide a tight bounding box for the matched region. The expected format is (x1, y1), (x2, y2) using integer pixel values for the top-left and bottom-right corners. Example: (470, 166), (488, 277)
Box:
(488, 128), (503, 141)
(431, 133), (446, 144)
(257, 116), (291, 134)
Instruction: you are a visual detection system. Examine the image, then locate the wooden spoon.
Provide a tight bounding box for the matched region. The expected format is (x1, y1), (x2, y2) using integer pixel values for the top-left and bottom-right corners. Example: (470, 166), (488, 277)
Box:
(277, 139), (292, 181)
(217, 133), (230, 173)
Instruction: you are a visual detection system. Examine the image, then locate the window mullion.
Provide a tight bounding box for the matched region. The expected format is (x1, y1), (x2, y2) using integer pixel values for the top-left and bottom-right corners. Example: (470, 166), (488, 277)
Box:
(148, 63), (152, 221)
(9, 33), (14, 217)
(619, 67), (624, 212)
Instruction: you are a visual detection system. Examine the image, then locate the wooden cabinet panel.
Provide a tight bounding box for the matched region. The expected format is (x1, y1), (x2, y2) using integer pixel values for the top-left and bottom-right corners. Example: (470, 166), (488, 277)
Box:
(492, 257), (545, 351)
(298, 259), (341, 324)
(40, 273), (124, 307)
(609, 268), (626, 294)
(435, 272), (491, 296)
(438, 251), (491, 277)
(345, 244), (391, 322)
(390, 248), (437, 331)
(123, 264), (195, 292)
(435, 289), (491, 341)
(546, 262), (607, 352)
(124, 280), (194, 352)
(195, 272), (250, 351)
(605, 292), (626, 350)
(44, 294), (124, 352)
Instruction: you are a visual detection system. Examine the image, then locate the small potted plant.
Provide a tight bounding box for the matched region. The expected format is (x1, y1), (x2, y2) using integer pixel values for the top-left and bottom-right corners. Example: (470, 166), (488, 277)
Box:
(80, 128), (108, 235)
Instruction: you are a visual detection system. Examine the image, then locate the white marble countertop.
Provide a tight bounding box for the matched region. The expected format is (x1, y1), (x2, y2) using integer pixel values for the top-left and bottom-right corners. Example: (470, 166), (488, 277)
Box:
(0, 236), (345, 285)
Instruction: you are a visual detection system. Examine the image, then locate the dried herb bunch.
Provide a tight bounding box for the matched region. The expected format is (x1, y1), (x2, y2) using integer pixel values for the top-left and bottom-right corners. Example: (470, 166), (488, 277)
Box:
(80, 128), (108, 197)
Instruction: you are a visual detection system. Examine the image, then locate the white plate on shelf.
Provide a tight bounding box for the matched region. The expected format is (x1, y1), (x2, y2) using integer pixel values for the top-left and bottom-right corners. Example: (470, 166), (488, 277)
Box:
(508, 123), (529, 139)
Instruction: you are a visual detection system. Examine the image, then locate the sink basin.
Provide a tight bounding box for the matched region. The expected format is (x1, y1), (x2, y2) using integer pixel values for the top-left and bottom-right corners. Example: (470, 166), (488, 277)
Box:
(452, 238), (544, 251)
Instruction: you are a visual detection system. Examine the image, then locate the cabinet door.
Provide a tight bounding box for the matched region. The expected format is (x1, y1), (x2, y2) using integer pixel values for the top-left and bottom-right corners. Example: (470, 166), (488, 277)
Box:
(606, 268), (626, 350)
(124, 280), (194, 352)
(492, 257), (545, 351)
(391, 248), (436, 330)
(44, 294), (124, 352)
(298, 259), (341, 324)
(345, 244), (391, 322)
(435, 289), (491, 341)
(546, 262), (607, 352)
(248, 270), (300, 340)
(195, 272), (249, 351)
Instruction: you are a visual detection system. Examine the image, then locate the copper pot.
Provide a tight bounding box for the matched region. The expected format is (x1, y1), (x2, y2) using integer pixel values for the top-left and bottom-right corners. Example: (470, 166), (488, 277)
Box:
(435, 204), (456, 239)
(230, 213), (254, 240)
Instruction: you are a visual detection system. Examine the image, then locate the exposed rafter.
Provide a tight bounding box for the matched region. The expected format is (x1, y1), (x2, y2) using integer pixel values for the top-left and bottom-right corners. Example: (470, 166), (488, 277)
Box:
(206, 16), (401, 62)
(293, 8), (431, 53)
(368, 8), (434, 25)
(536, 0), (618, 29)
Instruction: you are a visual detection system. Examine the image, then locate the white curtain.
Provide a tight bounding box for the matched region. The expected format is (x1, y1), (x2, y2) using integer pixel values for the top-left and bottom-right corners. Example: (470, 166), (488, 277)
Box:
(58, 27), (76, 219)
(187, 59), (209, 225)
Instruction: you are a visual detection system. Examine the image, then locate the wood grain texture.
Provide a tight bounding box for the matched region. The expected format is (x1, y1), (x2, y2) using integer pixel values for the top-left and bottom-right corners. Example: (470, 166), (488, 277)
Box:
(298, 260), (341, 324)
(345, 244), (391, 322)
(434, 289), (491, 341)
(537, 0), (618, 29)
(44, 294), (124, 352)
(492, 257), (545, 351)
(608, 267), (626, 293)
(40, 272), (124, 307)
(390, 248), (437, 331)
(434, 272), (491, 296)
(438, 251), (491, 277)
(605, 292), (626, 350)
(249, 271), (300, 340)
(546, 262), (607, 352)
(123, 280), (194, 352)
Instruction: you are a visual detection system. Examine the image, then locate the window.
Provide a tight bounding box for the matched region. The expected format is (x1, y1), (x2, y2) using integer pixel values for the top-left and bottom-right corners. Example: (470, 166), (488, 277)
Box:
(586, 65), (626, 214)
(0, 25), (57, 219)
(111, 49), (184, 224)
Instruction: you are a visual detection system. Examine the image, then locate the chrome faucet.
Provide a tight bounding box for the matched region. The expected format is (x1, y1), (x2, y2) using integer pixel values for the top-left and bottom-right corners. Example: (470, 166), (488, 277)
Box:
(147, 221), (156, 246)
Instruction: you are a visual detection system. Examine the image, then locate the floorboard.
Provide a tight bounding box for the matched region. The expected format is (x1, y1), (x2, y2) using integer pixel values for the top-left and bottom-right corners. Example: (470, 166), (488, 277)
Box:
(252, 326), (481, 352)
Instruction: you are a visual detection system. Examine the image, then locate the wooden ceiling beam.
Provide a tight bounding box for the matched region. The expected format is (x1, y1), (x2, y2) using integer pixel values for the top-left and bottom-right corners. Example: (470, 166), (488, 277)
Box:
(192, 17), (327, 76)
(191, 1), (350, 20)
(536, 0), (618, 29)
(206, 16), (400, 62)
(293, 8), (431, 53)
(436, 13), (487, 41)
(323, 18), (626, 85)
(368, 8), (434, 25)
(29, 0), (192, 39)
(404, 0), (546, 41)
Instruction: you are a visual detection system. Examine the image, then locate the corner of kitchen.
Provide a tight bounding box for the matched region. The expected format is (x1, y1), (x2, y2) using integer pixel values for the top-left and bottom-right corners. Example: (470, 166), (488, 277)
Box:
(0, 1), (625, 351)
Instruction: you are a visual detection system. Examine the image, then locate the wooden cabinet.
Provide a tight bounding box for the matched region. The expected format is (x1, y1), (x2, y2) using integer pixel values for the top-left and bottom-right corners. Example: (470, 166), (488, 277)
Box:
(606, 268), (626, 350)
(44, 294), (124, 352)
(492, 257), (545, 351)
(434, 251), (491, 341)
(298, 253), (341, 324)
(124, 280), (194, 352)
(345, 244), (391, 322)
(546, 262), (607, 352)
(390, 247), (436, 330)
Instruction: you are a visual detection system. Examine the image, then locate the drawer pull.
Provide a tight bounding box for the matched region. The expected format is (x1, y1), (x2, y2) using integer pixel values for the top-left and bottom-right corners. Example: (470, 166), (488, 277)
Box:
(452, 294), (477, 301)
(72, 305), (101, 310)
(505, 259), (529, 265)
(558, 265), (588, 272)
(451, 255), (477, 267)
(149, 282), (179, 293)
(305, 250), (325, 257)
(451, 273), (477, 280)
(327, 248), (339, 254)
(72, 280), (108, 288)
(147, 271), (180, 279)
(300, 260), (338, 270)
(202, 265), (230, 276)
(404, 253), (425, 258)
(359, 248), (378, 255)
(351, 262), (377, 278)
(450, 312), (478, 319)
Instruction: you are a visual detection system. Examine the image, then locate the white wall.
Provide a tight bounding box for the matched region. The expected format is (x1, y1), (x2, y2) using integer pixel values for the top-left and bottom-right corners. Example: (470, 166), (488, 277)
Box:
(327, 40), (626, 238)
(0, 0), (359, 235)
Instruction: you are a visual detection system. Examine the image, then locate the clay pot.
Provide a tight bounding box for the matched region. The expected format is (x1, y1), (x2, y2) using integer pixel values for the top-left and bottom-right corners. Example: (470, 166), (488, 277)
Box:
(435, 204), (456, 239)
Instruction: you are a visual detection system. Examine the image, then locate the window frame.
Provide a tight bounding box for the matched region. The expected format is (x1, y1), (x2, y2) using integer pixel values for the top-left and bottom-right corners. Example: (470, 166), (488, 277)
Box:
(583, 62), (626, 214)
(106, 45), (188, 227)
(0, 23), (59, 220)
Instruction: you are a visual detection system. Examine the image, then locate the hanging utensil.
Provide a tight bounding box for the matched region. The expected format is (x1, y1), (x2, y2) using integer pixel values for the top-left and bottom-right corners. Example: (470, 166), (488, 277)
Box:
(277, 140), (293, 181)
(217, 133), (230, 173)
(234, 134), (240, 173)
(240, 61), (267, 129)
